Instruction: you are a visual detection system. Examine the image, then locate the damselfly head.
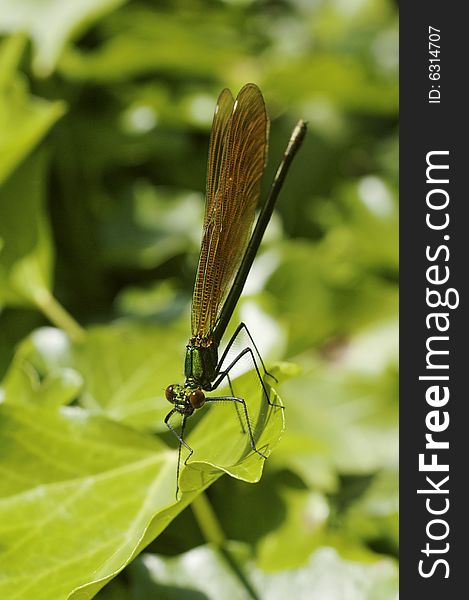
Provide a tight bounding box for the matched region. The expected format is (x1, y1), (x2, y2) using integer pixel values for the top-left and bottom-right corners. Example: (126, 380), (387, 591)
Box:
(165, 383), (205, 414)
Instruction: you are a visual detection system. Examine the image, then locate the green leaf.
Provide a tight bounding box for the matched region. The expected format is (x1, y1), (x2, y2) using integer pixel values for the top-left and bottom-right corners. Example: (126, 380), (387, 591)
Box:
(0, 35), (65, 183)
(71, 324), (190, 431)
(0, 151), (53, 307)
(0, 154), (85, 340)
(1, 362), (83, 408)
(0, 0), (129, 77)
(97, 544), (398, 600)
(0, 403), (188, 600)
(1, 335), (83, 408)
(0, 358), (286, 598)
(1, 325), (187, 430)
(0, 321), (287, 596)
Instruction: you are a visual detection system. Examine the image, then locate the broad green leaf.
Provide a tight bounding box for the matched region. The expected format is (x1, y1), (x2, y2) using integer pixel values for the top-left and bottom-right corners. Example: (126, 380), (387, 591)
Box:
(0, 320), (287, 598)
(0, 0), (128, 77)
(1, 321), (287, 473)
(97, 544), (398, 600)
(1, 361), (82, 408)
(0, 403), (187, 600)
(1, 325), (187, 430)
(0, 374), (284, 600)
(0, 35), (65, 183)
(0, 151), (54, 307)
(72, 325), (184, 429)
(0, 149), (80, 339)
(1, 329), (83, 407)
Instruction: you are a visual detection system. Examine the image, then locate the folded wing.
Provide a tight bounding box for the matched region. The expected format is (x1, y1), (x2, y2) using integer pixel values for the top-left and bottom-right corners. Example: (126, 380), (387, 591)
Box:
(191, 84), (269, 342)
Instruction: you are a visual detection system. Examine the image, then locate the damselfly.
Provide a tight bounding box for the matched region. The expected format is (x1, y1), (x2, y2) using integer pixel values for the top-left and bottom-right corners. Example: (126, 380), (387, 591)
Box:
(164, 84), (306, 494)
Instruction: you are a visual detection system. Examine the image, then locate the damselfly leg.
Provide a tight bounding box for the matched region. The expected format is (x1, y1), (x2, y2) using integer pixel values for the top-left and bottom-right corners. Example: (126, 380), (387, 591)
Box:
(165, 411), (193, 498)
(213, 322), (283, 410)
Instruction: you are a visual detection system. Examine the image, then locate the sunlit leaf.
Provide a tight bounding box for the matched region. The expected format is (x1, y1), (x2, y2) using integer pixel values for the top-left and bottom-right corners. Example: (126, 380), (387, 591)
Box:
(1, 325), (186, 430)
(0, 403), (185, 600)
(0, 365), (286, 598)
(0, 151), (53, 307)
(0, 35), (65, 183)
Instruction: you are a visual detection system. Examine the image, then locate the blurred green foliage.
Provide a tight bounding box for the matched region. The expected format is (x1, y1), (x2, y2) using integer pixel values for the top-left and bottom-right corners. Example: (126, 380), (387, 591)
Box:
(0, 0), (398, 598)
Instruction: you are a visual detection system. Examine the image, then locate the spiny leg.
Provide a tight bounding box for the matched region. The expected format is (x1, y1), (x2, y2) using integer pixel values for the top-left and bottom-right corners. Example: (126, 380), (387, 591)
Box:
(213, 346), (283, 409)
(206, 395), (267, 459)
(227, 372), (246, 434)
(164, 409), (193, 498)
(217, 322), (278, 383)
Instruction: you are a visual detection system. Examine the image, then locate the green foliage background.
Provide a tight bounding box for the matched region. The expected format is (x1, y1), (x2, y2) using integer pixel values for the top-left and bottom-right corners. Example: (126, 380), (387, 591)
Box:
(0, 0), (398, 598)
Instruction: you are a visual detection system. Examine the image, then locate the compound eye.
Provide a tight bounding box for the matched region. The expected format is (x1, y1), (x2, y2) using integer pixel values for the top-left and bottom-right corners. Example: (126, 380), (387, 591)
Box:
(165, 385), (176, 402)
(189, 388), (205, 409)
